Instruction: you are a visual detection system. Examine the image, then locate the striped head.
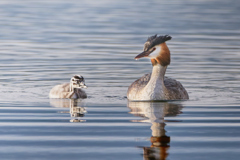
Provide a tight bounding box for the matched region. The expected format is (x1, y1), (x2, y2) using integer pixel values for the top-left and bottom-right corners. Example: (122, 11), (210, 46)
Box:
(70, 75), (87, 90)
(135, 35), (172, 66)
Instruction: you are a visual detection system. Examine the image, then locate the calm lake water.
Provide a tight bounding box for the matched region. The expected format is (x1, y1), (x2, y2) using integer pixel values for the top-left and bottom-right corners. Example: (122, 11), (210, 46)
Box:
(0, 0), (240, 160)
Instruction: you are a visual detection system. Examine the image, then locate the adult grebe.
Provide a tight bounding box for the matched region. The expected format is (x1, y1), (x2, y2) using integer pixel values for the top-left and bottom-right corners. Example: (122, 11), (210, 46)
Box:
(49, 75), (87, 99)
(127, 35), (189, 101)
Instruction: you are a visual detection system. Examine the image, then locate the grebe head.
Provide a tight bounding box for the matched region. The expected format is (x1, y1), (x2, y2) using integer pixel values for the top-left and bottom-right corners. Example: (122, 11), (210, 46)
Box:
(135, 35), (171, 66)
(70, 75), (87, 89)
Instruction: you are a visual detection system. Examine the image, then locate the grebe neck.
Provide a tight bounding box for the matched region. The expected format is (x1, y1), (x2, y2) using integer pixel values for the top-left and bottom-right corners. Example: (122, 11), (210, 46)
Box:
(151, 63), (167, 83)
(143, 63), (167, 100)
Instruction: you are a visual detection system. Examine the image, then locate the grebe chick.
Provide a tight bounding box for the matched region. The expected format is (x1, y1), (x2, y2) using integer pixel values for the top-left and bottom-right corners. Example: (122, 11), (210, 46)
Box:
(127, 34), (189, 101)
(49, 75), (87, 99)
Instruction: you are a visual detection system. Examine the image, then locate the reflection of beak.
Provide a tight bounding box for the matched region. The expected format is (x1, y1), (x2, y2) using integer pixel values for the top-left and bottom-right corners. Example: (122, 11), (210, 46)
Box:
(135, 50), (153, 60)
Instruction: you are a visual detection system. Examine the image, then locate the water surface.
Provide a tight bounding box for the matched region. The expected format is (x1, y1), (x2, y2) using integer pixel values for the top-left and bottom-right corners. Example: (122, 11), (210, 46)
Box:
(0, 0), (240, 159)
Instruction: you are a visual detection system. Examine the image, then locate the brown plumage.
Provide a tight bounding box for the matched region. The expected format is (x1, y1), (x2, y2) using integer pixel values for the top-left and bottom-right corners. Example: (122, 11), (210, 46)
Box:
(155, 43), (170, 66)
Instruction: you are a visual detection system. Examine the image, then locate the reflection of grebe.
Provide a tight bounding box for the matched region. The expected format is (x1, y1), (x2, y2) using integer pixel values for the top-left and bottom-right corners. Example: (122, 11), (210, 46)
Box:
(127, 35), (189, 101)
(49, 99), (86, 123)
(49, 75), (87, 99)
(128, 101), (182, 160)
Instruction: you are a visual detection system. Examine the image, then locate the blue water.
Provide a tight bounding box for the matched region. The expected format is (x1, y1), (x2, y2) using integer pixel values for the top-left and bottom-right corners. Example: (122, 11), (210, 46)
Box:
(0, 0), (240, 159)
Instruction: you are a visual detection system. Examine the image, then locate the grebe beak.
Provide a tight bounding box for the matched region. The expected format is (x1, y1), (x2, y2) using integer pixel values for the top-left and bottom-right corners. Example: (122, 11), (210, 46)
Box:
(134, 49), (155, 60)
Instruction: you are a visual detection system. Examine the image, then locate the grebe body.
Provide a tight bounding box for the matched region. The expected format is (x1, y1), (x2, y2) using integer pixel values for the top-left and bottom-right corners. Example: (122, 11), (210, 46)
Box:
(127, 35), (189, 101)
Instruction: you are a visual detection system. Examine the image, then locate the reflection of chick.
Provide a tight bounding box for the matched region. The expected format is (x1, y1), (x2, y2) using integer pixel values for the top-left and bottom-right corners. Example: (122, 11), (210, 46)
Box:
(70, 105), (86, 117)
(69, 101), (86, 122)
(49, 75), (87, 99)
(49, 98), (86, 123)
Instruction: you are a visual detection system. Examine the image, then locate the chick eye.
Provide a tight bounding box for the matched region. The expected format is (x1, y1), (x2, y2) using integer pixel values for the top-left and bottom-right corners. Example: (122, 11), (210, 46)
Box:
(72, 79), (75, 81)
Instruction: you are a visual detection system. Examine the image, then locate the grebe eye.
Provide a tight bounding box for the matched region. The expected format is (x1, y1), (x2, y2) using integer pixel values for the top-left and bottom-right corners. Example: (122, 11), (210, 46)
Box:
(72, 79), (75, 81)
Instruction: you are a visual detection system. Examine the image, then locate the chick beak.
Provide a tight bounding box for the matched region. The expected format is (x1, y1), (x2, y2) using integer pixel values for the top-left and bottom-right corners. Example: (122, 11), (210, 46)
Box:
(134, 50), (154, 60)
(82, 84), (88, 89)
(80, 83), (87, 89)
(78, 82), (87, 89)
